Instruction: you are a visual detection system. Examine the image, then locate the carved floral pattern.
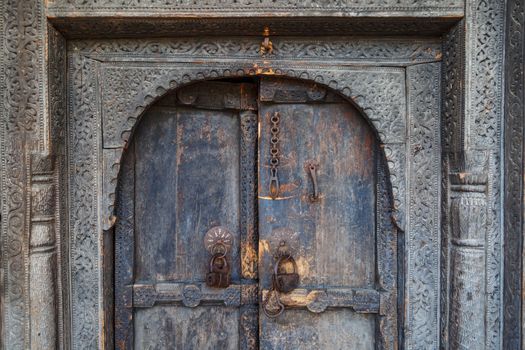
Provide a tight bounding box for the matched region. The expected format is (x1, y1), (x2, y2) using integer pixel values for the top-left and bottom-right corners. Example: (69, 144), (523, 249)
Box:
(442, 21), (465, 152)
(68, 56), (100, 349)
(70, 44), (414, 349)
(1, 0), (46, 348)
(50, 0), (463, 12)
(72, 37), (441, 63)
(406, 63), (441, 349)
(503, 0), (525, 347)
(464, 0), (505, 348)
(1, 139), (28, 350)
(51, 17), (463, 39)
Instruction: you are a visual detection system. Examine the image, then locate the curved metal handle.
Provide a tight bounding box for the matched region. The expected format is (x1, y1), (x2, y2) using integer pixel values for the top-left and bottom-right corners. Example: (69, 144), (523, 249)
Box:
(305, 160), (319, 202)
(209, 253), (228, 271)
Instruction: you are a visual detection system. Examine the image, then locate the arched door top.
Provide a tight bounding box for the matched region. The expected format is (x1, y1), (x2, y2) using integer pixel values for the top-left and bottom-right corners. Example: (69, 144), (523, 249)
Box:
(101, 68), (407, 232)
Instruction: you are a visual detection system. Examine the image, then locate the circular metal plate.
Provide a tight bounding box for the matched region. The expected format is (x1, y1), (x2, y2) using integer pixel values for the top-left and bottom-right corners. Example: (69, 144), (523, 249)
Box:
(204, 226), (234, 254)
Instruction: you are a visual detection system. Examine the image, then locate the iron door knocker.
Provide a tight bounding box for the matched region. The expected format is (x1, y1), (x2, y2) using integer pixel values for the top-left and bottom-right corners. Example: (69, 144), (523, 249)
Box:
(263, 241), (300, 318)
(203, 226), (233, 289)
(206, 243), (231, 288)
(273, 254), (300, 293)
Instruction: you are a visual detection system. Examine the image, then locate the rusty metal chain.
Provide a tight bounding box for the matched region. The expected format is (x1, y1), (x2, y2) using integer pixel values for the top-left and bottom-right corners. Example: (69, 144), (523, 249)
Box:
(269, 112), (281, 199)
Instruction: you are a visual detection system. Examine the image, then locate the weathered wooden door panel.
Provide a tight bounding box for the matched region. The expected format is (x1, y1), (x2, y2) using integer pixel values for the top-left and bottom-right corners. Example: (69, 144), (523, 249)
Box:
(132, 105), (242, 348)
(134, 306), (240, 349)
(257, 96), (377, 288)
(258, 77), (396, 350)
(259, 310), (376, 349)
(115, 78), (397, 349)
(133, 106), (241, 283)
(115, 82), (258, 349)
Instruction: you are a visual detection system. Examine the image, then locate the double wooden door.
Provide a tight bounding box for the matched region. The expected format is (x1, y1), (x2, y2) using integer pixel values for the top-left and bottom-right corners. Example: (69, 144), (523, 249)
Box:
(114, 77), (398, 349)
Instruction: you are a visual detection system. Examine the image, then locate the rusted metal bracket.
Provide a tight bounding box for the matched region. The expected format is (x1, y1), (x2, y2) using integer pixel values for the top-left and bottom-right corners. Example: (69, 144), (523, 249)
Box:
(133, 283), (258, 308)
(304, 160), (320, 202)
(260, 26), (273, 56)
(262, 287), (380, 314)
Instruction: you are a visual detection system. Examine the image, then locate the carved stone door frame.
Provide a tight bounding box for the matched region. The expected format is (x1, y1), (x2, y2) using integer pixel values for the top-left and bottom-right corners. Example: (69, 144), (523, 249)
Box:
(64, 36), (441, 349)
(0, 1), (519, 349)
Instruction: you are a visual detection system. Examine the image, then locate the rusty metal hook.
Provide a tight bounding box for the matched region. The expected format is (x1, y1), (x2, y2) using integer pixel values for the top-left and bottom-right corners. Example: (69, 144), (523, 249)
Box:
(305, 160), (320, 202)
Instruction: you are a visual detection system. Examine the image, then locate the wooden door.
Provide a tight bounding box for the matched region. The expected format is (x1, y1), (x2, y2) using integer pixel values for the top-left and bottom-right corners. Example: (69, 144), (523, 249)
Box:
(114, 77), (398, 349)
(257, 78), (397, 349)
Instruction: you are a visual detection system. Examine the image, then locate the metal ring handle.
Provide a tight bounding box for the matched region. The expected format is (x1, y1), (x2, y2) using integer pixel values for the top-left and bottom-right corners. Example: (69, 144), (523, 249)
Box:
(209, 253), (228, 270)
(211, 242), (228, 257)
(273, 254), (298, 276)
(262, 290), (285, 319)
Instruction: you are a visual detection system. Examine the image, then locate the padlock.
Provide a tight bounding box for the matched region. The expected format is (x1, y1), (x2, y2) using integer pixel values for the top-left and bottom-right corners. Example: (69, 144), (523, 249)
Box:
(272, 255), (300, 293)
(206, 253), (231, 288)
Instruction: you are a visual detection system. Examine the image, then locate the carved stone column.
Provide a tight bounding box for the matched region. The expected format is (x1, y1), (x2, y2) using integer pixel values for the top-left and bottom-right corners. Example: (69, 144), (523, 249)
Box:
(29, 154), (57, 349)
(448, 152), (488, 349)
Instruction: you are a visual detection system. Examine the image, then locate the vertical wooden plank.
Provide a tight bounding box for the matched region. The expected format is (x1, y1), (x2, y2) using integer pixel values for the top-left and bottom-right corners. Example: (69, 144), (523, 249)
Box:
(406, 63), (441, 350)
(240, 110), (258, 281)
(502, 0), (525, 348)
(239, 110), (259, 350)
(462, 1), (505, 346)
(68, 57), (101, 350)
